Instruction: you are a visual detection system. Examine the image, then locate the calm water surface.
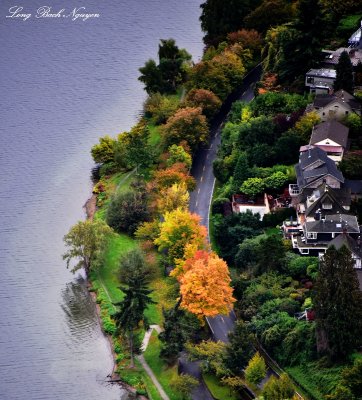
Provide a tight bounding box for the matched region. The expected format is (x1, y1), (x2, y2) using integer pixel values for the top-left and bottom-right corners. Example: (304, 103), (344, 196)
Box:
(0, 1), (203, 398)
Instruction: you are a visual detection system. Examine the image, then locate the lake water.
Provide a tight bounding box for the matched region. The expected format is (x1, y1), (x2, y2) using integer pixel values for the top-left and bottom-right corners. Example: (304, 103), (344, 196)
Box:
(0, 1), (203, 398)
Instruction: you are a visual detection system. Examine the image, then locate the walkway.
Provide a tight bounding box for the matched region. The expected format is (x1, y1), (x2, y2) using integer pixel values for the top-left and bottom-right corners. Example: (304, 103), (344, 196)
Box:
(137, 325), (170, 400)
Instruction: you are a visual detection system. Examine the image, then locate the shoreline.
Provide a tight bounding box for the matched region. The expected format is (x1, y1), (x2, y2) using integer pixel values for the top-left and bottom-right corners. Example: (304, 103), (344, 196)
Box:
(83, 194), (147, 399)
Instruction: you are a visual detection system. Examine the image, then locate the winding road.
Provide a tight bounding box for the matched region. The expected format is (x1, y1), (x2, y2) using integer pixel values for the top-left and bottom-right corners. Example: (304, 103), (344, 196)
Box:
(189, 65), (262, 342)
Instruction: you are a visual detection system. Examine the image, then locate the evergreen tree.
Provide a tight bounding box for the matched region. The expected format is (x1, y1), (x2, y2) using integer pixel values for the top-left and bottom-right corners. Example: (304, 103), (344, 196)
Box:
(313, 245), (362, 360)
(138, 39), (190, 94)
(354, 60), (362, 87)
(199, 0), (261, 46)
(225, 320), (255, 374)
(159, 300), (200, 364)
(334, 51), (354, 93)
(232, 152), (250, 192)
(113, 276), (155, 367)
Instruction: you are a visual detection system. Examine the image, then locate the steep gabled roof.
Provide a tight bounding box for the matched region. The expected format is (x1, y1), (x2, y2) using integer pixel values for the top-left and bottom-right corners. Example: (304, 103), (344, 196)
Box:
(328, 234), (362, 258)
(310, 120), (349, 148)
(312, 90), (361, 112)
(296, 147), (344, 189)
(305, 184), (350, 218)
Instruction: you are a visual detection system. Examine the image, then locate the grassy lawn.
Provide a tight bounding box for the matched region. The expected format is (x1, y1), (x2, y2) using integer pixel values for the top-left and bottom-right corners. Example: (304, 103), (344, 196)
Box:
(264, 227), (280, 236)
(97, 233), (138, 304)
(145, 270), (177, 325)
(286, 362), (344, 400)
(148, 123), (162, 147)
(144, 331), (183, 400)
(337, 13), (362, 35)
(94, 170), (136, 221)
(203, 372), (240, 400)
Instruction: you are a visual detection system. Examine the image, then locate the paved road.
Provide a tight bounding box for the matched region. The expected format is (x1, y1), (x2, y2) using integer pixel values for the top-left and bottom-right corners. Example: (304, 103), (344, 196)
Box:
(189, 65), (262, 343)
(179, 352), (214, 400)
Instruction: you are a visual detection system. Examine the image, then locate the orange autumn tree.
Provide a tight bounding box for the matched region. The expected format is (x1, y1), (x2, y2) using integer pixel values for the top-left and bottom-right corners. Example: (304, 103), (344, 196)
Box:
(152, 162), (196, 192)
(172, 250), (235, 320)
(154, 208), (207, 265)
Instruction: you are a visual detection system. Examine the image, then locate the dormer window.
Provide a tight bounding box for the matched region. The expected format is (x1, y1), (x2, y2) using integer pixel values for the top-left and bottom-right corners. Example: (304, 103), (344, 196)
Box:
(322, 202), (332, 209)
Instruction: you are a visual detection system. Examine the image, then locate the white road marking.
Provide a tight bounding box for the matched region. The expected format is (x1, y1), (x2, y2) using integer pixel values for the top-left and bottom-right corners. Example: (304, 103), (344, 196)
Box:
(200, 175), (203, 182)
(203, 165), (205, 171)
(195, 200), (198, 207)
(197, 188), (200, 194)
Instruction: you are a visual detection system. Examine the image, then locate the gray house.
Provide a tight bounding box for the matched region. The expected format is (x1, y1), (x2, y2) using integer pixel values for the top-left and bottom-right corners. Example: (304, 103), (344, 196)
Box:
(305, 69), (336, 94)
(290, 147), (344, 198)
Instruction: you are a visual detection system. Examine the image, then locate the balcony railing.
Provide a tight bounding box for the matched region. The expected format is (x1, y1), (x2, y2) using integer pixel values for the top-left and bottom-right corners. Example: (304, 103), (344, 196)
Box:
(289, 184), (300, 197)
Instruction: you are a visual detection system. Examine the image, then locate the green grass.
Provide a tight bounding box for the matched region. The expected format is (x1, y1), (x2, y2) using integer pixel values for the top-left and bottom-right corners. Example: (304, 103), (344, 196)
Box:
(144, 331), (183, 400)
(337, 13), (362, 35)
(97, 233), (138, 304)
(203, 372), (240, 400)
(264, 227), (280, 236)
(145, 269), (177, 325)
(94, 170), (136, 221)
(286, 362), (344, 400)
(148, 123), (162, 147)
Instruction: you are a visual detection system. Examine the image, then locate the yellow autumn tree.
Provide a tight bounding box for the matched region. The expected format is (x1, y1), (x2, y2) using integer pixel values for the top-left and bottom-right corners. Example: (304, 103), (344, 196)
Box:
(294, 111), (321, 143)
(174, 250), (235, 319)
(156, 182), (190, 215)
(154, 208), (207, 265)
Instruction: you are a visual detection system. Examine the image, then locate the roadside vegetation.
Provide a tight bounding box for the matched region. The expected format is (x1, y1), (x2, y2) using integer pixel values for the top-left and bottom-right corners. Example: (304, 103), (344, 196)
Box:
(62, 1), (362, 399)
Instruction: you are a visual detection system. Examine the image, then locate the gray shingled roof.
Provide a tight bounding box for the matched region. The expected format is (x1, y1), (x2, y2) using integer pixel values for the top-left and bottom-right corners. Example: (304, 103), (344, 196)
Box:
(328, 233), (362, 258)
(305, 184), (350, 217)
(296, 147), (344, 189)
(306, 214), (360, 234)
(312, 90), (361, 111)
(311, 120), (349, 148)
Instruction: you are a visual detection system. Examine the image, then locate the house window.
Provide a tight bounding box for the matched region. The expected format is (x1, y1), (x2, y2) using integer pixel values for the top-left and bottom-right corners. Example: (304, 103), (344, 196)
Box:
(307, 76), (314, 84)
(322, 112), (325, 116)
(345, 111), (349, 115)
(301, 249), (310, 254)
(322, 202), (332, 209)
(307, 232), (317, 239)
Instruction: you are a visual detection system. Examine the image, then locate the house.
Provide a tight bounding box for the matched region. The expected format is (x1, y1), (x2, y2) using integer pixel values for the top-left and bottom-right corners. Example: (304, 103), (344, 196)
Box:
(232, 193), (271, 220)
(290, 183), (355, 255)
(305, 69), (336, 94)
(309, 120), (349, 163)
(322, 23), (362, 70)
(290, 147), (344, 198)
(295, 182), (351, 224)
(348, 22), (362, 48)
(292, 212), (360, 256)
(322, 48), (362, 70)
(328, 233), (362, 269)
(306, 90), (361, 122)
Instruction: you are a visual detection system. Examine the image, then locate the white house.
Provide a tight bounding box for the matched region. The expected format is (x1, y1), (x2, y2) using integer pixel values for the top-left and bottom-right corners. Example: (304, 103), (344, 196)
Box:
(309, 120), (349, 163)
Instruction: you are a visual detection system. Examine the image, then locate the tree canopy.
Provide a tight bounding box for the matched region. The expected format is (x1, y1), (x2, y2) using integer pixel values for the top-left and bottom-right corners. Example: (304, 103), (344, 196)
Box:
(313, 245), (362, 360)
(63, 219), (114, 274)
(139, 39), (191, 94)
(173, 250), (235, 319)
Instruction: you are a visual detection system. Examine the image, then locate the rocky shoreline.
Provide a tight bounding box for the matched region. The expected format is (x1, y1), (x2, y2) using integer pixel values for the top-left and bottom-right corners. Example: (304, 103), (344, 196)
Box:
(83, 194), (147, 400)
